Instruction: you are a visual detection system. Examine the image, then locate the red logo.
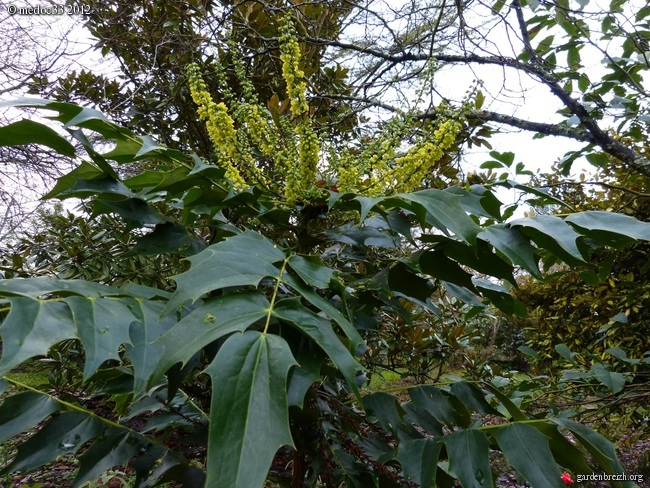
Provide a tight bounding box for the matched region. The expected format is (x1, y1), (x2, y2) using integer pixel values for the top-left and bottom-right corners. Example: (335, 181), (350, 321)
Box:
(561, 472), (575, 485)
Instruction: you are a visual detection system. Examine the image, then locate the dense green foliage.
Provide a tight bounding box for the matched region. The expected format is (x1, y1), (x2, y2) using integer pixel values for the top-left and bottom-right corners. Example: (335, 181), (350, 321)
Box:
(0, 93), (647, 486)
(1, 0), (650, 486)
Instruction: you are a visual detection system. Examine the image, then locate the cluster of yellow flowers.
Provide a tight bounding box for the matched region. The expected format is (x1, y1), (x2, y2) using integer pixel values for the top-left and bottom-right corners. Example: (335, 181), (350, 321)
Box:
(186, 63), (247, 188)
(277, 15), (321, 202)
(186, 17), (323, 203)
(279, 16), (309, 116)
(186, 16), (463, 205)
(332, 116), (462, 196)
(392, 119), (462, 193)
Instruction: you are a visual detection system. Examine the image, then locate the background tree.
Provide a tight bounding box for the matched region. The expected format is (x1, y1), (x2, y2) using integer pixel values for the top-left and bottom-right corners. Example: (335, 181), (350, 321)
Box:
(0, 2), (94, 240)
(301, 0), (650, 176)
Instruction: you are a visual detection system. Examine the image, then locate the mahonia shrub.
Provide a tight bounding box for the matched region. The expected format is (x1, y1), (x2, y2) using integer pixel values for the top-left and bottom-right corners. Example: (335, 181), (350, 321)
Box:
(1, 12), (650, 488)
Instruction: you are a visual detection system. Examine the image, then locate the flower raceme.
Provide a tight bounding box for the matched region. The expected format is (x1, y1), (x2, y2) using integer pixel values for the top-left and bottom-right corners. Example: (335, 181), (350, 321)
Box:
(279, 15), (309, 117)
(186, 63), (247, 188)
(186, 16), (463, 203)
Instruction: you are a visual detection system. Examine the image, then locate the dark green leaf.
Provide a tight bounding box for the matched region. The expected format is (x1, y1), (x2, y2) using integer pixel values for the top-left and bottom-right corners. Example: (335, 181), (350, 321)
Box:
(131, 445), (185, 487)
(52, 177), (134, 200)
(287, 352), (321, 408)
(492, 0), (506, 13)
(0, 119), (76, 157)
(446, 184), (503, 220)
(0, 100), (121, 137)
(0, 298), (75, 375)
(388, 263), (434, 302)
(479, 225), (542, 279)
(396, 438), (442, 488)
(165, 230), (285, 311)
(66, 129), (119, 178)
(0, 392), (60, 441)
(64, 296), (137, 378)
(444, 241), (515, 284)
(444, 429), (493, 488)
(590, 363), (625, 393)
(363, 393), (419, 439)
(473, 279), (525, 316)
(567, 46), (581, 69)
(418, 251), (476, 291)
(101, 136), (143, 163)
(493, 423), (564, 488)
(3, 412), (102, 474)
(532, 422), (593, 475)
(124, 223), (206, 257)
(353, 195), (385, 221)
(93, 198), (167, 227)
(450, 382), (501, 417)
(580, 270), (600, 285)
(518, 345), (542, 360)
(480, 160), (504, 170)
(551, 418), (632, 486)
(42, 162), (107, 199)
(555, 343), (578, 362)
(442, 282), (485, 307)
(409, 386), (469, 428)
(125, 301), (177, 398)
(283, 274), (364, 351)
(489, 151), (515, 166)
(399, 190), (481, 244)
(205, 331), (296, 488)
(287, 254), (336, 288)
(511, 215), (586, 265)
(606, 347), (641, 365)
(273, 299), (362, 400)
(0, 277), (122, 298)
(482, 383), (527, 421)
(498, 181), (574, 211)
(402, 401), (444, 436)
(73, 431), (144, 488)
(134, 135), (170, 158)
(566, 211), (650, 246)
(153, 292), (269, 381)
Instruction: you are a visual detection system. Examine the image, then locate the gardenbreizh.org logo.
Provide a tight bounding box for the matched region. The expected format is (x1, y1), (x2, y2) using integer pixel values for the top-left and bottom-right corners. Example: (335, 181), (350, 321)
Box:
(561, 471), (645, 485)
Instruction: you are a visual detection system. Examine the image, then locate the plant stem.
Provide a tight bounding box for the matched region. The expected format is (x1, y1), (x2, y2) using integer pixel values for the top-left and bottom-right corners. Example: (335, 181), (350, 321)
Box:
(263, 258), (288, 335)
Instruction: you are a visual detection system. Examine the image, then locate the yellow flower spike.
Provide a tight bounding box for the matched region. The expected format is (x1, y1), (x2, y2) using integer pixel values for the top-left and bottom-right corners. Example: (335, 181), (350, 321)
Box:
(186, 63), (247, 188)
(279, 16), (309, 116)
(298, 125), (320, 185)
(391, 118), (462, 194)
(187, 54), (464, 202)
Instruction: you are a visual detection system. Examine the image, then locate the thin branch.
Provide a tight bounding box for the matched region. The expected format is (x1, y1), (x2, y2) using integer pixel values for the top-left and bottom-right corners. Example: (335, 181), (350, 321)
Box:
(304, 34), (650, 177)
(314, 93), (597, 143)
(538, 180), (650, 199)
